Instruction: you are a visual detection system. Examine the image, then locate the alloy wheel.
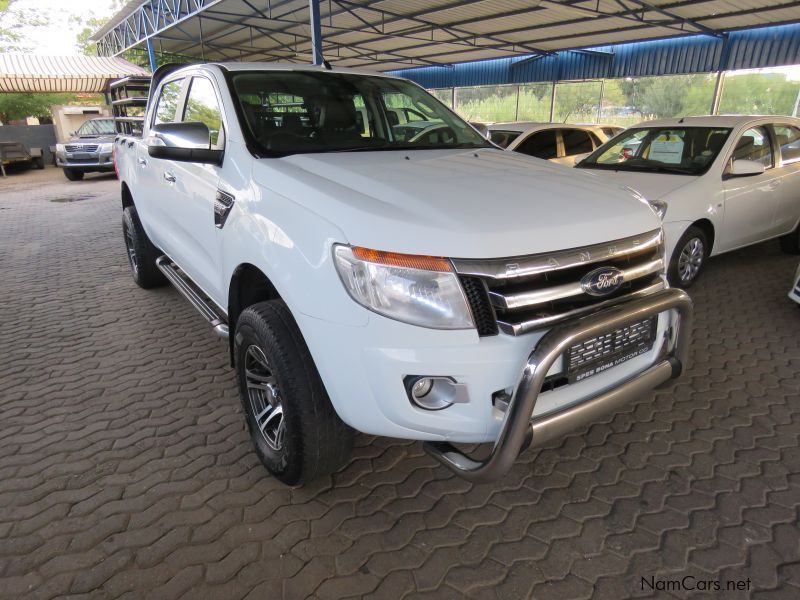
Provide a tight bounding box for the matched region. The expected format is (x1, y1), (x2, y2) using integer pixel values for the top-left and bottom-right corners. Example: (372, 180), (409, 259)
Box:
(678, 237), (704, 283)
(244, 345), (285, 451)
(124, 223), (138, 276)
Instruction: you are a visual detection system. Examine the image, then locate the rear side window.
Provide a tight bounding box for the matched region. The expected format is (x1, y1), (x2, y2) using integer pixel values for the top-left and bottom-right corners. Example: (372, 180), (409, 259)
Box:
(562, 129), (594, 155)
(774, 124), (800, 165)
(489, 130), (522, 148)
(153, 80), (184, 125)
(183, 77), (224, 148)
(515, 130), (557, 159)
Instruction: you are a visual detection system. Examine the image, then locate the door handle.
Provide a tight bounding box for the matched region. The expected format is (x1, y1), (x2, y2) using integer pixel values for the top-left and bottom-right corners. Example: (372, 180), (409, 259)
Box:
(163, 171), (176, 183)
(138, 157), (147, 167)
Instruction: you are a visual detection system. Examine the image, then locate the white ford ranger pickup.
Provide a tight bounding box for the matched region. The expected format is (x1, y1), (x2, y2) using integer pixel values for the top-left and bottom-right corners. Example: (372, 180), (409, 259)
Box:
(114, 62), (693, 485)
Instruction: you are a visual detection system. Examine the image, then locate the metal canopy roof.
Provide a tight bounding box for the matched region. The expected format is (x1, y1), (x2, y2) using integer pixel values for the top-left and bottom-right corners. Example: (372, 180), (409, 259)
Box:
(0, 54), (150, 93)
(91, 0), (800, 72)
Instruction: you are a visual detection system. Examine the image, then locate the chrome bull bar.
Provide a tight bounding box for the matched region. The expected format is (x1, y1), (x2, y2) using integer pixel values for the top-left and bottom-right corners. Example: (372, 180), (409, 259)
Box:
(424, 288), (693, 483)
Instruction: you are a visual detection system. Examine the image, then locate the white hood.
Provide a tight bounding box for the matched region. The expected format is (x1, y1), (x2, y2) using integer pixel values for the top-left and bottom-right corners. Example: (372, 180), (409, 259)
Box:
(577, 168), (699, 203)
(254, 148), (662, 258)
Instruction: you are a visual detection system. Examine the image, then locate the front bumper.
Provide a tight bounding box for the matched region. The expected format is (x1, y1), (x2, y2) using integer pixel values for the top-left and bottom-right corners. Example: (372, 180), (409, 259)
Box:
(424, 287), (693, 482)
(56, 152), (114, 170)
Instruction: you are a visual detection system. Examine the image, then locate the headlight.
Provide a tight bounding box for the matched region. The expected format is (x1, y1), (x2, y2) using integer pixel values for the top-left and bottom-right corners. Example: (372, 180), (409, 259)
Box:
(55, 143), (65, 153)
(333, 245), (475, 330)
(99, 143), (113, 154)
(649, 200), (667, 220)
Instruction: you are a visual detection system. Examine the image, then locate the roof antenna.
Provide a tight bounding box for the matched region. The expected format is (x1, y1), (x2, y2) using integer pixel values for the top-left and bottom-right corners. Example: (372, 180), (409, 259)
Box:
(322, 59), (332, 70)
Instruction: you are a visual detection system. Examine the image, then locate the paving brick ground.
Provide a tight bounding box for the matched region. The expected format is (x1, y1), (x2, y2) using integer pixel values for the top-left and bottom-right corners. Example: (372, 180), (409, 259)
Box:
(1, 166), (799, 599)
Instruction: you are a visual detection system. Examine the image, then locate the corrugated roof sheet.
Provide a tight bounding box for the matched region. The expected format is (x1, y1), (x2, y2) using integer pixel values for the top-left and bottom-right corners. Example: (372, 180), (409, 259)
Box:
(90, 0), (800, 72)
(0, 54), (150, 93)
(391, 23), (800, 87)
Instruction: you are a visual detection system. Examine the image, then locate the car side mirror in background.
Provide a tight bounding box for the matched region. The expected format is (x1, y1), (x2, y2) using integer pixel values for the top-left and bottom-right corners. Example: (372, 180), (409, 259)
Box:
(572, 152), (591, 166)
(727, 159), (765, 178)
(147, 122), (223, 165)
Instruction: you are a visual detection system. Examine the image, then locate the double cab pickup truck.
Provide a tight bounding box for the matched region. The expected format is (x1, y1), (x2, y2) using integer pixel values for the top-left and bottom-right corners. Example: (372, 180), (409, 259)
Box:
(114, 62), (693, 485)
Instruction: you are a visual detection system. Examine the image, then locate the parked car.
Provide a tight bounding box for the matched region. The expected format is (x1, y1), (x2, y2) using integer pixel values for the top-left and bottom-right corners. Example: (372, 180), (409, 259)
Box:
(55, 117), (116, 181)
(598, 124), (626, 139)
(790, 263), (800, 305)
(0, 141), (44, 174)
(487, 122), (610, 165)
(576, 116), (800, 286)
(114, 62), (692, 486)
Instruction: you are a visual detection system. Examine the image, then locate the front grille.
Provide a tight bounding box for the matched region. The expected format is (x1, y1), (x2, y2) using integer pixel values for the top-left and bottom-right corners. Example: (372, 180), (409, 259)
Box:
(454, 229), (665, 336)
(65, 144), (99, 153)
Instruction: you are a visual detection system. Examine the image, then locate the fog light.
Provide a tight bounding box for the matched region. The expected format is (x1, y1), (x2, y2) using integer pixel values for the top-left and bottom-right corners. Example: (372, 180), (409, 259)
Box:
(404, 375), (469, 411)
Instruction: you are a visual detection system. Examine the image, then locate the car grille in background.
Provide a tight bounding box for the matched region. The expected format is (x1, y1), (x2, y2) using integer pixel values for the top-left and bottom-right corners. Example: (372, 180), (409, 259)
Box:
(453, 229), (665, 337)
(65, 145), (99, 153)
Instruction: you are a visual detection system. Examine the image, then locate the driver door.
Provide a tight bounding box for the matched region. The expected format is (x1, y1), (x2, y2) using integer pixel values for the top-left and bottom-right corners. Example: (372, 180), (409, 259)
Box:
(719, 126), (781, 252)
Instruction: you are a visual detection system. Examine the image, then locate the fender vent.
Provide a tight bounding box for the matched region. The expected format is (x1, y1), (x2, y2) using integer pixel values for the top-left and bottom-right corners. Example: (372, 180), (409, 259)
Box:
(214, 190), (235, 228)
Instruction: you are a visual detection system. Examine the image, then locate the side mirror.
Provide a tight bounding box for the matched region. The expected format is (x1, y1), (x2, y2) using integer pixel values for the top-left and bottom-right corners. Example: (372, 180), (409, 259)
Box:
(728, 159), (765, 177)
(147, 122), (223, 165)
(572, 152), (591, 166)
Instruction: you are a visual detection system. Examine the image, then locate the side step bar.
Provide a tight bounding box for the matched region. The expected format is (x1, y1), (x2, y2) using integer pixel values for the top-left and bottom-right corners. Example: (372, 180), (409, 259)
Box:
(155, 256), (229, 339)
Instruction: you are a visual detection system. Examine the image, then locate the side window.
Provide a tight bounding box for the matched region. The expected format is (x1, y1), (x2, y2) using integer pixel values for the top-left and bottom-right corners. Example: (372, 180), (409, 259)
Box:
(774, 124), (800, 165)
(562, 129), (594, 155)
(515, 130), (558, 160)
(153, 79), (184, 126)
(732, 126), (773, 168)
(183, 77), (224, 148)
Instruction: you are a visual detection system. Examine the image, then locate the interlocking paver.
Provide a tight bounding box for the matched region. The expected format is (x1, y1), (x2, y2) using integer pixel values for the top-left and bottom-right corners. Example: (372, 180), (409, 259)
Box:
(1, 167), (799, 599)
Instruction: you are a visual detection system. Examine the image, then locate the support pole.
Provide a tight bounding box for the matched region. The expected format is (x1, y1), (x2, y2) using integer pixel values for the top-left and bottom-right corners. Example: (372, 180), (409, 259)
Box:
(309, 0), (323, 65)
(710, 34), (730, 115)
(146, 38), (157, 72)
(549, 83), (556, 122)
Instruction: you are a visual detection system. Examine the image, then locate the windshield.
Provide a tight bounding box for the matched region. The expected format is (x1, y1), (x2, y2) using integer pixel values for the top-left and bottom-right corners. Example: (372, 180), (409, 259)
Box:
(578, 126), (732, 175)
(76, 119), (115, 136)
(230, 71), (491, 157)
(489, 130), (522, 148)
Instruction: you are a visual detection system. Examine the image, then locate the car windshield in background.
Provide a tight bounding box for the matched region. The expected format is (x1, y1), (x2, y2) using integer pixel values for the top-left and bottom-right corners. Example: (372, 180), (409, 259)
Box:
(489, 130), (523, 148)
(578, 127), (733, 175)
(230, 71), (491, 157)
(77, 119), (115, 136)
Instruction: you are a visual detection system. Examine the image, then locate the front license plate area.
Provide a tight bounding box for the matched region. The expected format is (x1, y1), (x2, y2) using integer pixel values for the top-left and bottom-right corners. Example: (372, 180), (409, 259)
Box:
(567, 317), (657, 383)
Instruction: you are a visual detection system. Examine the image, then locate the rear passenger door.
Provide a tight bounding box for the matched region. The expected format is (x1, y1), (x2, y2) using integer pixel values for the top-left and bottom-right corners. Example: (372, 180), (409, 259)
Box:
(512, 130), (558, 161)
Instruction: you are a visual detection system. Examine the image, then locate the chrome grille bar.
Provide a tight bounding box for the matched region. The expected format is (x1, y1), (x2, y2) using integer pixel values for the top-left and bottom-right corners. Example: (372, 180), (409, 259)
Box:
(489, 258), (664, 310)
(451, 229), (662, 280)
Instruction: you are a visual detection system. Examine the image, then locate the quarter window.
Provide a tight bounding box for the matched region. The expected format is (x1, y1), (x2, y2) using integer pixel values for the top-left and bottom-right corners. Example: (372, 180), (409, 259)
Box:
(183, 77), (224, 148)
(774, 124), (800, 165)
(153, 80), (184, 125)
(515, 130), (558, 160)
(732, 126), (773, 168)
(562, 129), (594, 155)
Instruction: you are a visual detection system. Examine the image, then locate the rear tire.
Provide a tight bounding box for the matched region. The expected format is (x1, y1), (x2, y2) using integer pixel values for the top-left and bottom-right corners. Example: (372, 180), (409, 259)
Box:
(235, 300), (353, 486)
(63, 168), (84, 181)
(122, 206), (166, 289)
(779, 224), (800, 254)
(668, 226), (708, 288)
(32, 157), (44, 170)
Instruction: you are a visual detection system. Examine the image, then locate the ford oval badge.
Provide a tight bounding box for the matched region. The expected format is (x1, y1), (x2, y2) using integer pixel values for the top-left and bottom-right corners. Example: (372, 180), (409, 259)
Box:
(581, 266), (625, 297)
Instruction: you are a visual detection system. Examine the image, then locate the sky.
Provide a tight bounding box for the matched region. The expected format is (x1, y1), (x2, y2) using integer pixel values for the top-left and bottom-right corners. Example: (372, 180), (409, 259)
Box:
(2, 0), (118, 55)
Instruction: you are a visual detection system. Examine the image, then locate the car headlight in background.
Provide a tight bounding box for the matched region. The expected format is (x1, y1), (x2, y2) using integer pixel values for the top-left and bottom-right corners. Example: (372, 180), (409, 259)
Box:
(649, 200), (667, 220)
(55, 143), (65, 154)
(333, 245), (475, 330)
(99, 143), (114, 154)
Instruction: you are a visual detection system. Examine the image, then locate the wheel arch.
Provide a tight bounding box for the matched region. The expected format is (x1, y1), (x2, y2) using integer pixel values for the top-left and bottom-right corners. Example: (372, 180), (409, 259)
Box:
(691, 218), (715, 255)
(121, 181), (134, 211)
(227, 263), (282, 365)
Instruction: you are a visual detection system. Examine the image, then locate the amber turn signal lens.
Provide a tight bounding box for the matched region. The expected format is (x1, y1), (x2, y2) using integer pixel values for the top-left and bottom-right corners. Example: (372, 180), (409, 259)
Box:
(351, 247), (452, 272)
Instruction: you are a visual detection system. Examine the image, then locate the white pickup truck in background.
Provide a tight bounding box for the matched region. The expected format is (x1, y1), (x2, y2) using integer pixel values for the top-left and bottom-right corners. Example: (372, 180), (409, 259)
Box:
(114, 62), (693, 485)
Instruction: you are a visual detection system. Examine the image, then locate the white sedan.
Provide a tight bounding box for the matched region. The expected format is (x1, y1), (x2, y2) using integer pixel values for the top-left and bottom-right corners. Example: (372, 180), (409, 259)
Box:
(488, 122), (611, 165)
(790, 263), (800, 305)
(576, 115), (800, 286)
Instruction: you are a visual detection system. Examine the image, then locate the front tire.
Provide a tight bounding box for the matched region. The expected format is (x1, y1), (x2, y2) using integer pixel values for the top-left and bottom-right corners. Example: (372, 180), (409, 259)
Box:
(63, 168), (84, 181)
(235, 300), (353, 486)
(668, 226), (708, 288)
(122, 206), (166, 289)
(779, 224), (800, 254)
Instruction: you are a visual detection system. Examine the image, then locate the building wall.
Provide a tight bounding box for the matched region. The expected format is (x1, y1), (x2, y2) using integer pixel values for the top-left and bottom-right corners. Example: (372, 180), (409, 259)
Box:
(0, 124), (57, 164)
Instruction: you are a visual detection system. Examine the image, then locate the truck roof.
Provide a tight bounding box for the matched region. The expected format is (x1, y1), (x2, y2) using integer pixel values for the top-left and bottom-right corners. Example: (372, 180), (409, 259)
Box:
(212, 61), (404, 80)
